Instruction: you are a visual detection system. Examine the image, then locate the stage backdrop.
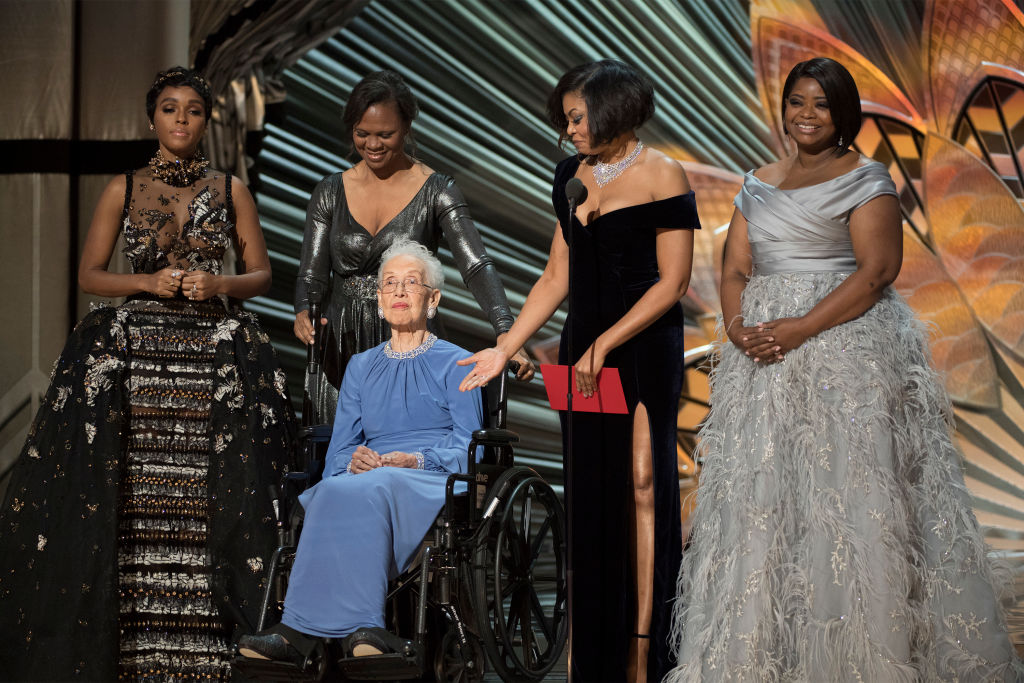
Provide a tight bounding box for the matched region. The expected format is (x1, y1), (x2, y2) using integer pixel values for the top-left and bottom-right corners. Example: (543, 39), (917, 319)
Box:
(244, 0), (1024, 643)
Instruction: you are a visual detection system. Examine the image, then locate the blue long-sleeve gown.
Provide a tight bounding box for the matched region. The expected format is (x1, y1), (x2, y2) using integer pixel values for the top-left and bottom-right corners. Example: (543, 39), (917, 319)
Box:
(281, 335), (482, 637)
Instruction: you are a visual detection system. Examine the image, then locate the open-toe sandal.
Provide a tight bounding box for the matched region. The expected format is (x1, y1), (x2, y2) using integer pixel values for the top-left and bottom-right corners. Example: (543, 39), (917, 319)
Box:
(345, 627), (415, 658)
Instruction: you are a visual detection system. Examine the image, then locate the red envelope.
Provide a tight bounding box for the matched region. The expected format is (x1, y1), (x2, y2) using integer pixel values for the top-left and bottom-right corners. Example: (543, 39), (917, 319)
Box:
(540, 364), (629, 414)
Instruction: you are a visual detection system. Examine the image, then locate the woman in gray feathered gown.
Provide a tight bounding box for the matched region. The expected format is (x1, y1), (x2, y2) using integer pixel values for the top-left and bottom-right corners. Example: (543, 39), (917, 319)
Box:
(667, 57), (1023, 681)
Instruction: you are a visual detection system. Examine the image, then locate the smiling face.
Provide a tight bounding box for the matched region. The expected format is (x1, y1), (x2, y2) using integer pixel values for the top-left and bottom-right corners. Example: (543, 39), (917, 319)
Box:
(783, 77), (838, 150)
(377, 254), (440, 330)
(352, 101), (409, 171)
(151, 85), (207, 160)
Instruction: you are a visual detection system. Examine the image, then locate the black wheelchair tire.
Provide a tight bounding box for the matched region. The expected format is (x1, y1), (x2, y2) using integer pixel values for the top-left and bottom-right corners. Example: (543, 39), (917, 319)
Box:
(471, 466), (567, 681)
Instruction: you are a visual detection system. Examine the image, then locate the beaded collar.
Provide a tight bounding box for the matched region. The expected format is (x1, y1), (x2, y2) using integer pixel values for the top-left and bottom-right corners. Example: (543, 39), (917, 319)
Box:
(384, 333), (437, 360)
(149, 149), (210, 187)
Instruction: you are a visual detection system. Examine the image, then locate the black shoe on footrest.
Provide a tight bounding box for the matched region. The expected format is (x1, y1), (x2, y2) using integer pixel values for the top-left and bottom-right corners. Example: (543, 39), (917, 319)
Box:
(237, 633), (306, 665)
(344, 627), (416, 658)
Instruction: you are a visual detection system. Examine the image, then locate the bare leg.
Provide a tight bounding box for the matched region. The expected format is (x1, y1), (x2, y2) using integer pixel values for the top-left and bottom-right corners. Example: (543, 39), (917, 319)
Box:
(627, 402), (655, 683)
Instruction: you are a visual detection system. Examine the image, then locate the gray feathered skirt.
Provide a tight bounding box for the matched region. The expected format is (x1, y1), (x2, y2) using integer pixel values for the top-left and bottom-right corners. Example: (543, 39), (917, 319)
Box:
(667, 272), (1022, 682)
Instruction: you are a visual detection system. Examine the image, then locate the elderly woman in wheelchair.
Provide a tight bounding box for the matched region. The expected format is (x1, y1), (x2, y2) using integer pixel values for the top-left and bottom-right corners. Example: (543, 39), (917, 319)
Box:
(238, 239), (483, 665)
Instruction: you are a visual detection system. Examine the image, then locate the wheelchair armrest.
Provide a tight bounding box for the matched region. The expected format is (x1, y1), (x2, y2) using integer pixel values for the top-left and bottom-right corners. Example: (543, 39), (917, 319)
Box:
(471, 427), (519, 445)
(283, 471), (310, 487)
(299, 424), (332, 442)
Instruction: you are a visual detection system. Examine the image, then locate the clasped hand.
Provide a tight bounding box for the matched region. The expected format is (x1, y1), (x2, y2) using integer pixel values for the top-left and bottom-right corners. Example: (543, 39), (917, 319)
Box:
(150, 267), (220, 301)
(729, 317), (808, 363)
(348, 445), (418, 473)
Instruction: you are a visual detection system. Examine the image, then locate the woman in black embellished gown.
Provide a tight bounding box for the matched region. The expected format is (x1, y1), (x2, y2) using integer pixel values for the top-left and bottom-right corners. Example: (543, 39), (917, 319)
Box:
(0, 67), (295, 681)
(459, 60), (699, 682)
(293, 70), (532, 422)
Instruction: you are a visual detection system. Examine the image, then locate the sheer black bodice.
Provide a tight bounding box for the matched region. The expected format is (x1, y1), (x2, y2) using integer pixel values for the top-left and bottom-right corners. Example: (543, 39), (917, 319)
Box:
(122, 168), (235, 274)
(0, 168), (295, 681)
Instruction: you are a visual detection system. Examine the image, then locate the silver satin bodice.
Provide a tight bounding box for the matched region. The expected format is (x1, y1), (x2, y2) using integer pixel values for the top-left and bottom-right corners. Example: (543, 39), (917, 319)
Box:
(735, 160), (898, 275)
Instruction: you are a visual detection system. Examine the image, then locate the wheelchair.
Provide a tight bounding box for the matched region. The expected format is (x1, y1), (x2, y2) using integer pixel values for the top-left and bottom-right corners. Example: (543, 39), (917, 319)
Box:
(232, 309), (567, 682)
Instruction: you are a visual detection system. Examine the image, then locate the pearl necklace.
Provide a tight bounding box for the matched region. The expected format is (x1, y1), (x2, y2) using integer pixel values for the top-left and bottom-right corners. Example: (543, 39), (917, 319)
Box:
(592, 140), (644, 187)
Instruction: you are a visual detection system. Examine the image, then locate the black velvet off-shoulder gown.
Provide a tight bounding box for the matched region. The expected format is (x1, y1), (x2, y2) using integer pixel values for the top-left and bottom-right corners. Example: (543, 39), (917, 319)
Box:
(552, 156), (700, 682)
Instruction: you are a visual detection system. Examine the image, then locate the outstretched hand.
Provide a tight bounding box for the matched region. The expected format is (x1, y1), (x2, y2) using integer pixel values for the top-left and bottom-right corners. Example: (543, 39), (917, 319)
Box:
(457, 347), (510, 392)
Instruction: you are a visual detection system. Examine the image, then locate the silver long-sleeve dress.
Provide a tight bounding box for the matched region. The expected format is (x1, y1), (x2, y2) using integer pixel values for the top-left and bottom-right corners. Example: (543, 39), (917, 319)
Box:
(666, 160), (1023, 681)
(294, 172), (514, 422)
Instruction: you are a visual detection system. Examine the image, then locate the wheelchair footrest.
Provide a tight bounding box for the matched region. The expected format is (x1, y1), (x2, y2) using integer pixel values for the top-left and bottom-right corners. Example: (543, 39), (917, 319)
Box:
(336, 651), (424, 680)
(230, 655), (323, 682)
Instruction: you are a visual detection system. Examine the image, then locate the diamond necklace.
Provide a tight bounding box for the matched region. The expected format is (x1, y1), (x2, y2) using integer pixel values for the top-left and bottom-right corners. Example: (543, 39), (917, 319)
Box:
(591, 140), (644, 187)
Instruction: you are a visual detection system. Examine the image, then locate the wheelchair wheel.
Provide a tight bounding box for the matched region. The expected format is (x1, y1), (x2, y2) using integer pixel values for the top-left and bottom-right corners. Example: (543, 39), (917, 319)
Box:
(472, 467), (567, 681)
(434, 628), (485, 682)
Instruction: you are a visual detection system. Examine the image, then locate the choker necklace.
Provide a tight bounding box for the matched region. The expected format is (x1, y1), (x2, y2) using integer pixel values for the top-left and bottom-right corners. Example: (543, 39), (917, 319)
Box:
(149, 150), (210, 187)
(384, 333), (437, 360)
(592, 140), (644, 187)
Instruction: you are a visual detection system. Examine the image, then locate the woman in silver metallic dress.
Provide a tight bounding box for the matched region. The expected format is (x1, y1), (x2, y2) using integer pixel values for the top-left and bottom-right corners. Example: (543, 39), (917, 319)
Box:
(0, 67), (294, 681)
(665, 57), (1022, 682)
(293, 70), (532, 422)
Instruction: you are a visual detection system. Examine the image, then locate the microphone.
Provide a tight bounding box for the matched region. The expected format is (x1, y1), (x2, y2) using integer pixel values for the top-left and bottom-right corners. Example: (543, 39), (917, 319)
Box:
(565, 177), (588, 217)
(303, 276), (328, 423)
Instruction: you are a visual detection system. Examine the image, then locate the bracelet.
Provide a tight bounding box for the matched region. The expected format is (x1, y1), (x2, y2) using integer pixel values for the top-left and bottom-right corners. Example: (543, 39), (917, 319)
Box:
(413, 452), (424, 470)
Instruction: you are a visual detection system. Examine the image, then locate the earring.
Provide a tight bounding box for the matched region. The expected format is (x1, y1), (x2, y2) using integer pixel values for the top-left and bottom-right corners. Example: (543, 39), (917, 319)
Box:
(377, 307), (384, 318)
(427, 307), (436, 319)
(837, 135), (844, 147)
(149, 124), (155, 131)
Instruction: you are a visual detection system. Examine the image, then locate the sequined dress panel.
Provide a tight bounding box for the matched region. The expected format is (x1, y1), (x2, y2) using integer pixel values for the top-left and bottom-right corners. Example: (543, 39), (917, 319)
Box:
(0, 169), (295, 681)
(666, 161), (1023, 681)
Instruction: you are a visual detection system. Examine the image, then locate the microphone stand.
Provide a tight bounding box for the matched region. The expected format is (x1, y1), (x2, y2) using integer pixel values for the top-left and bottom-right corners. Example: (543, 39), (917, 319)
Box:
(564, 183), (581, 682)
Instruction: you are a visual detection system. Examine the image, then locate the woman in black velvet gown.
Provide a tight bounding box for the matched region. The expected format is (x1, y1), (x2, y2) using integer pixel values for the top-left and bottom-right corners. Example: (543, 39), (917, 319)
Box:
(0, 67), (294, 680)
(459, 60), (699, 682)
(293, 70), (532, 422)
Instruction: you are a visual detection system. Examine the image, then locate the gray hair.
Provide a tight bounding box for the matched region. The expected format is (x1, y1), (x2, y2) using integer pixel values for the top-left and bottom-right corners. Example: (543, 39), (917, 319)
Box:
(377, 238), (445, 293)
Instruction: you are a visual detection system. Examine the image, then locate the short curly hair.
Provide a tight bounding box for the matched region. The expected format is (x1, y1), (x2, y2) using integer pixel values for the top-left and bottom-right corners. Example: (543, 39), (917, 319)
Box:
(145, 66), (213, 122)
(546, 59), (655, 148)
(377, 238), (444, 294)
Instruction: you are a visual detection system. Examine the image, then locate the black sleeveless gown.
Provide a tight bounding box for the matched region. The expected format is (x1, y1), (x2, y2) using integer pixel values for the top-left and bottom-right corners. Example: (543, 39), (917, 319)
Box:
(0, 169), (295, 680)
(552, 156), (700, 681)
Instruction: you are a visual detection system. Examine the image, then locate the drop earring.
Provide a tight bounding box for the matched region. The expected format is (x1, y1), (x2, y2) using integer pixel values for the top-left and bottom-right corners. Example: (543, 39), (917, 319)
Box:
(377, 307), (384, 318)
(427, 307), (436, 319)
